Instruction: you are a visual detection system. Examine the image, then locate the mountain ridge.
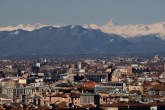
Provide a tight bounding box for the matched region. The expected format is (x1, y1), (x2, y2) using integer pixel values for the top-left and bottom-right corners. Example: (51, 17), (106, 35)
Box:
(1, 21), (165, 39)
(0, 25), (165, 56)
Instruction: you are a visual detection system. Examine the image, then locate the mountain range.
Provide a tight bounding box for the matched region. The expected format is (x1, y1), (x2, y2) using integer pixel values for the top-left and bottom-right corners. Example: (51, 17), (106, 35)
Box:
(0, 22), (165, 56)
(1, 20), (165, 39)
(86, 20), (165, 39)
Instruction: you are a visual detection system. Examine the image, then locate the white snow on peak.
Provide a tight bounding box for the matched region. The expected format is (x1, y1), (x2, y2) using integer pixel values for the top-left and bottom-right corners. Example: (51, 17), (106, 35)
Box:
(9, 30), (20, 35)
(52, 24), (62, 28)
(0, 23), (63, 32)
(13, 31), (20, 35)
(82, 24), (89, 29)
(87, 20), (165, 39)
(70, 25), (76, 29)
(109, 39), (114, 43)
(0, 23), (47, 31)
(1, 20), (165, 39)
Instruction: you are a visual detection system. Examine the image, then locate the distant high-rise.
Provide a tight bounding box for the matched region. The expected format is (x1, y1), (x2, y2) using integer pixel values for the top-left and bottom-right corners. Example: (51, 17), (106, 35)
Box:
(78, 62), (82, 69)
(44, 58), (47, 63)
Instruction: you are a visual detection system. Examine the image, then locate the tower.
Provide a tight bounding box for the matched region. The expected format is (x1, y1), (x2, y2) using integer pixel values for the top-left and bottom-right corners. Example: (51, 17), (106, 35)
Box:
(78, 62), (82, 69)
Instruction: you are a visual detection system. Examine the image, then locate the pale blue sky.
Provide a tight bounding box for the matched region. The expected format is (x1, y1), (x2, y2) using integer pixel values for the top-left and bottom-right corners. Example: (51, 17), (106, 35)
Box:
(0, 0), (165, 26)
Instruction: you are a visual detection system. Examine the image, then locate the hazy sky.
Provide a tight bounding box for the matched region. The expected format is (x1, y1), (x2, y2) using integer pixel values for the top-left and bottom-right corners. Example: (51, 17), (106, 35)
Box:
(0, 0), (165, 26)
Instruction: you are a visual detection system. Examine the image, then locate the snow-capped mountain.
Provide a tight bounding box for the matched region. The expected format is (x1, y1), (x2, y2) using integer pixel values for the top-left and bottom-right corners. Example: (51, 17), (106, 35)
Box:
(86, 20), (165, 39)
(0, 24), (165, 56)
(0, 23), (62, 32)
(1, 20), (165, 39)
(0, 23), (47, 31)
(0, 25), (131, 56)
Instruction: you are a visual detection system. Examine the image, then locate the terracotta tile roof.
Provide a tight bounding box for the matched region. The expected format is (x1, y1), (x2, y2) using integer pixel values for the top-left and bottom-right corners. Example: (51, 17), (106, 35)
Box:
(146, 95), (165, 98)
(52, 93), (67, 98)
(100, 103), (155, 107)
(143, 81), (160, 86)
(81, 104), (95, 108)
(35, 106), (51, 110)
(55, 101), (69, 109)
(151, 85), (165, 90)
(82, 81), (98, 90)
